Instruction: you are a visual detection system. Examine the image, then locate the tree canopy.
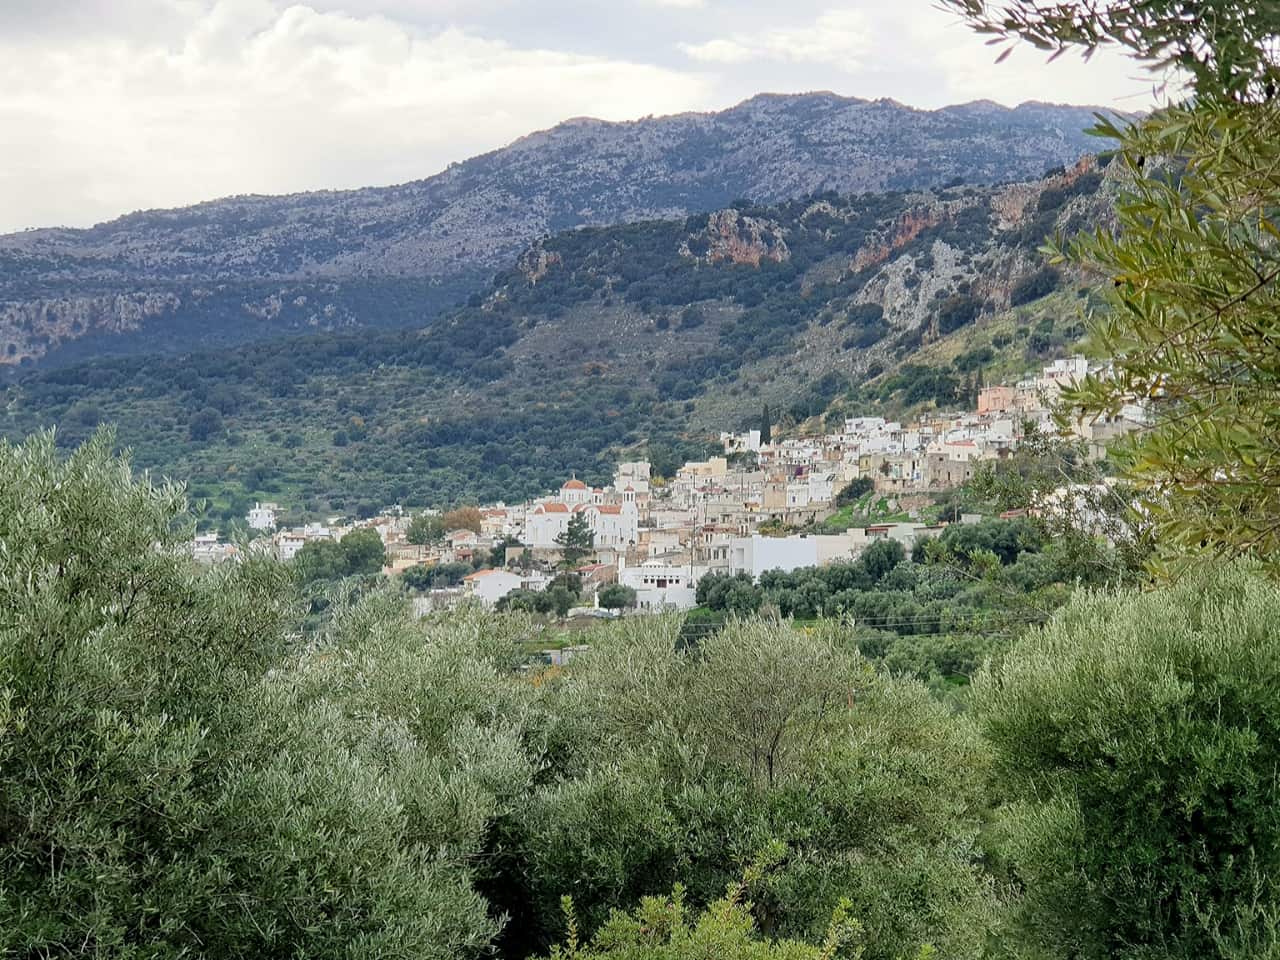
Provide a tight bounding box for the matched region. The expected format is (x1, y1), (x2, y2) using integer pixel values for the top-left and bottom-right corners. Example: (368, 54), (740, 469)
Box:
(556, 512), (595, 567)
(944, 0), (1280, 576)
(977, 563), (1280, 958)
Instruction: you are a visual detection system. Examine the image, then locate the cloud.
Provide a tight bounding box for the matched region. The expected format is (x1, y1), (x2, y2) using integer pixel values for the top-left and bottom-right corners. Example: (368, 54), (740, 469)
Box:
(675, 3), (1155, 110)
(0, 0), (1160, 232)
(680, 9), (871, 69)
(0, 1), (716, 231)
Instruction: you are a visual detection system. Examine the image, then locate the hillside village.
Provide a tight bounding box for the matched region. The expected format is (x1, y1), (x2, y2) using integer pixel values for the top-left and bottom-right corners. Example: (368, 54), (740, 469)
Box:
(193, 354), (1145, 611)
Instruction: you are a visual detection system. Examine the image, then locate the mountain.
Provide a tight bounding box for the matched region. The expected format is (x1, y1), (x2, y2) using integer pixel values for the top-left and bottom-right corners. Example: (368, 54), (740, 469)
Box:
(1, 156), (1115, 517)
(0, 93), (1116, 370)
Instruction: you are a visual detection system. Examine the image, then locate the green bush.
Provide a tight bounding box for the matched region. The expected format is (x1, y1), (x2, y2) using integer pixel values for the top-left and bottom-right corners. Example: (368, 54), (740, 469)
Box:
(1009, 266), (1060, 306)
(512, 617), (997, 959)
(835, 476), (874, 506)
(977, 565), (1280, 958)
(0, 430), (512, 957)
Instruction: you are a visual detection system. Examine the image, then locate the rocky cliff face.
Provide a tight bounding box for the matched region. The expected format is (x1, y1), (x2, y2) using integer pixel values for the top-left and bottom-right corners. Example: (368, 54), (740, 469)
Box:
(1, 161), (1118, 508)
(0, 92), (1115, 368)
(682, 209), (790, 266)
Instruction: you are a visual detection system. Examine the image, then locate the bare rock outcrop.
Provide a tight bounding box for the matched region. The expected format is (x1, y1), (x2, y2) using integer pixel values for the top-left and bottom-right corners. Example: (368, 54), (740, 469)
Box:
(682, 209), (790, 267)
(0, 92), (1117, 369)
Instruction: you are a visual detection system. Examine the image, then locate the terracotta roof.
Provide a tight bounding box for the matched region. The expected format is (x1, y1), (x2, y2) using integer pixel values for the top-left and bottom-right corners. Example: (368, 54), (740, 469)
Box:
(537, 503), (569, 514)
(464, 569), (504, 581)
(562, 478), (588, 490)
(596, 505), (623, 515)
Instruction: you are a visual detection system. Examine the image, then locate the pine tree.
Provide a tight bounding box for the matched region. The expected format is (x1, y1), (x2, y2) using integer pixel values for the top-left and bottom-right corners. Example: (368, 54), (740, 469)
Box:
(760, 405), (773, 445)
(554, 512), (595, 568)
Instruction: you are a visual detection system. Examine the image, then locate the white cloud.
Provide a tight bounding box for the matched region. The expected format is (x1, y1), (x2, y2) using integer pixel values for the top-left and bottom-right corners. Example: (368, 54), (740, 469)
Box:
(0, 1), (715, 231)
(679, 38), (752, 63)
(0, 0), (1161, 232)
(680, 9), (871, 69)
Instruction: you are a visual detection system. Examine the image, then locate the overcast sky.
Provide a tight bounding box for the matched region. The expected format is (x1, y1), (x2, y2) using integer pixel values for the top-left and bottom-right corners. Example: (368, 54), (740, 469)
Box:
(0, 0), (1159, 233)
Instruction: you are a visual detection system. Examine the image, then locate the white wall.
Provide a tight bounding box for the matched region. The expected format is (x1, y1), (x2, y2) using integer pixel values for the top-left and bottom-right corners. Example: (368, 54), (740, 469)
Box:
(467, 570), (524, 607)
(619, 563), (703, 611)
(728, 535), (818, 579)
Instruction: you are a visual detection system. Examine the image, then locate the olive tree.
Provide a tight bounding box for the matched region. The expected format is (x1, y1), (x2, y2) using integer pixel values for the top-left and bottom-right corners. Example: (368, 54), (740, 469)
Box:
(509, 616), (998, 960)
(976, 564), (1280, 958)
(0, 430), (533, 958)
(943, 0), (1280, 575)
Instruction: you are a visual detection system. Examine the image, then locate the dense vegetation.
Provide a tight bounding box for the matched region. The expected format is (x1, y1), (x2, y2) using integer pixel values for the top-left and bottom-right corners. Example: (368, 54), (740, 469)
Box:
(685, 515), (1129, 691)
(0, 168), (1104, 517)
(6, 2), (1280, 956)
(6, 426), (1280, 959)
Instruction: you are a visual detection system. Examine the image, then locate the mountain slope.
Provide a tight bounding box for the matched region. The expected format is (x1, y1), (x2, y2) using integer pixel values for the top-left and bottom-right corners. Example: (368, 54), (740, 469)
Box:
(0, 93), (1115, 369)
(0, 157), (1115, 517)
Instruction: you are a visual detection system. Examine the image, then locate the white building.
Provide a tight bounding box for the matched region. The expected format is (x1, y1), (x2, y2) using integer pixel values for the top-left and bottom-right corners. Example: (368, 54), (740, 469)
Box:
(246, 502), (278, 531)
(461, 569), (552, 608)
(527, 478), (640, 551)
(527, 502), (571, 547)
(574, 501), (638, 550)
(559, 476), (592, 505)
(619, 560), (705, 611)
(614, 461), (652, 496)
(720, 429), (762, 454)
(727, 535), (819, 579)
(1042, 355), (1089, 388)
(191, 532), (237, 565)
(274, 531), (307, 562)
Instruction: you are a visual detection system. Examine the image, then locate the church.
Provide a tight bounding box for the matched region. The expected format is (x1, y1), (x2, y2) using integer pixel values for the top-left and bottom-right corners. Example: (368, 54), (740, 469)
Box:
(526, 476), (639, 551)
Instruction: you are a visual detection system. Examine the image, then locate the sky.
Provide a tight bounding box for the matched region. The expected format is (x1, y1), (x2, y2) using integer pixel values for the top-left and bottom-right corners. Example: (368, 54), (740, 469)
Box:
(0, 0), (1161, 233)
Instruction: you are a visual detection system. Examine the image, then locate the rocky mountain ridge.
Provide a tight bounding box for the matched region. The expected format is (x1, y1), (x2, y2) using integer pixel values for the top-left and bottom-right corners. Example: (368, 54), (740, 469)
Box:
(0, 92), (1116, 368)
(1, 157), (1116, 510)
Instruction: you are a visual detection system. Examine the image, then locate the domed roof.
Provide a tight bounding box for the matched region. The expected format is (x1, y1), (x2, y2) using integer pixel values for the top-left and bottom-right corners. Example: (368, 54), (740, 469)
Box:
(562, 477), (588, 490)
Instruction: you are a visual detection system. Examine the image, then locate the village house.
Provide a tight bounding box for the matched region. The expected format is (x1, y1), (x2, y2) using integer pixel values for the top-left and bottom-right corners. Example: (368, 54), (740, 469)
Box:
(618, 559), (706, 611)
(246, 502), (278, 531)
(191, 532), (237, 564)
(462, 569), (552, 608)
(274, 530), (307, 562)
(720, 429), (762, 454)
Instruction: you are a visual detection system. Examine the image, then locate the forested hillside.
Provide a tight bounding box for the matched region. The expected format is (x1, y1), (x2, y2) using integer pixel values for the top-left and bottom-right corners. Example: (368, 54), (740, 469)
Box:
(0, 93), (1112, 368)
(0, 159), (1110, 516)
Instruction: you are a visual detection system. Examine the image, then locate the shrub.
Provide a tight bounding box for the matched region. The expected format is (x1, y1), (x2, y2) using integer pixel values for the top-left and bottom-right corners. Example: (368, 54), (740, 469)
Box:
(188, 407), (224, 441)
(936, 294), (982, 334)
(977, 565), (1280, 958)
(1009, 267), (1060, 306)
(598, 583), (637, 609)
(835, 476), (874, 506)
(0, 430), (507, 957)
